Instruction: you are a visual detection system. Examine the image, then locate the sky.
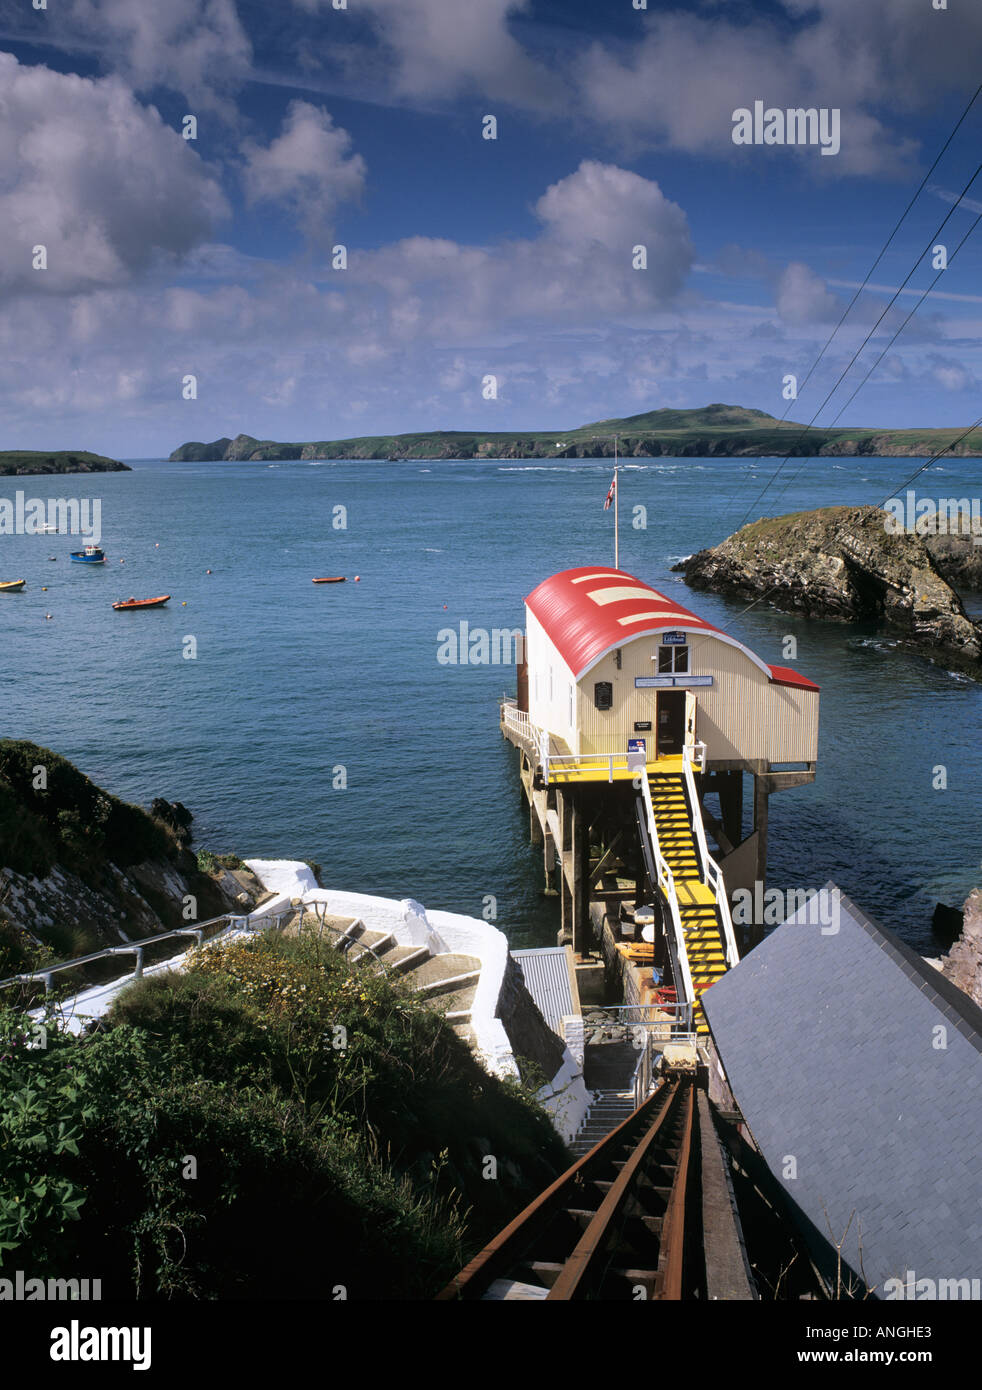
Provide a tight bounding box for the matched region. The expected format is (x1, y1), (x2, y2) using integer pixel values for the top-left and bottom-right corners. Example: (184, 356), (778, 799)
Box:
(1, 0), (982, 456)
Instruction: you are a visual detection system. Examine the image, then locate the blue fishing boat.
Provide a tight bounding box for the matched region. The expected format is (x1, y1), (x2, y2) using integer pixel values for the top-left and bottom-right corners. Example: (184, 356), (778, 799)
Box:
(70, 544), (106, 564)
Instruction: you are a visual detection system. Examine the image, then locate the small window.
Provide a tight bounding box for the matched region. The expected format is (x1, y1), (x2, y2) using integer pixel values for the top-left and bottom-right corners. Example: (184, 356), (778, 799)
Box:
(594, 681), (613, 710)
(658, 644), (689, 674)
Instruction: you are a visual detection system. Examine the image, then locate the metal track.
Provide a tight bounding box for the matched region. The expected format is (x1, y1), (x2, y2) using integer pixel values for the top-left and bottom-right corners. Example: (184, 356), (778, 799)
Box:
(437, 1075), (697, 1301)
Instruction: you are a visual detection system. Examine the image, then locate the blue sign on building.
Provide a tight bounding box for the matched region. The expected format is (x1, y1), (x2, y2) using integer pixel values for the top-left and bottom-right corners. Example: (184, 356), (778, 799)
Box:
(662, 631), (687, 645)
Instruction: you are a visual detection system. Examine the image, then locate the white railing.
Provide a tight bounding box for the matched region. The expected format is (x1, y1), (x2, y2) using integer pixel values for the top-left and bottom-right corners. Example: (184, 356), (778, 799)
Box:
(682, 743), (711, 880)
(502, 702), (532, 743)
(706, 858), (740, 968)
(539, 749), (646, 784)
(639, 774), (695, 1011)
(685, 738), (708, 773)
(682, 743), (739, 969)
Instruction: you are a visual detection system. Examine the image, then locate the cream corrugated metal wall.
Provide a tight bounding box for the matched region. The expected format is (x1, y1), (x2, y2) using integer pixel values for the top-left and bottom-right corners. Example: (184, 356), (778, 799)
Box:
(567, 629), (818, 764)
(764, 683), (819, 762)
(524, 612), (818, 765)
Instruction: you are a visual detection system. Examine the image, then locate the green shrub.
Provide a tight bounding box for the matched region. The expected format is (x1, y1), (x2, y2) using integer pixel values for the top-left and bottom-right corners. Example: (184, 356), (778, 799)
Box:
(0, 928), (570, 1298)
(0, 740), (175, 876)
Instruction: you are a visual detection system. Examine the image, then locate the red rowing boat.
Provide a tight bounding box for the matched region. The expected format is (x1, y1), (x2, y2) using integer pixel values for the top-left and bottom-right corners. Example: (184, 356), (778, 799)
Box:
(112, 595), (171, 610)
(312, 577), (346, 583)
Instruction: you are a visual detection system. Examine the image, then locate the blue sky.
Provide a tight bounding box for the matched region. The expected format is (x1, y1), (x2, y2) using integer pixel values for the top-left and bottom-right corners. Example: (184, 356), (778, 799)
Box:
(0, 0), (981, 455)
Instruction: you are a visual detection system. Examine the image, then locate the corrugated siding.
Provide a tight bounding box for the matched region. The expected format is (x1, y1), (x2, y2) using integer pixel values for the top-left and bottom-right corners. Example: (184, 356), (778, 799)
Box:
(574, 633), (772, 762)
(526, 608), (818, 767)
(511, 947), (574, 1035)
(764, 684), (819, 762)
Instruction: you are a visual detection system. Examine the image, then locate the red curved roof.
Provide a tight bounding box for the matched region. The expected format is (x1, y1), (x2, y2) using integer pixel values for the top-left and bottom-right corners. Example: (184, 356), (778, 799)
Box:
(767, 664), (820, 692)
(525, 567), (818, 690)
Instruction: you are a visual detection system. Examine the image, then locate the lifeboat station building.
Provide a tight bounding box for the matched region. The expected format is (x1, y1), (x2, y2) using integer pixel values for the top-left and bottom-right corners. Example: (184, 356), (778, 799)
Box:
(501, 566), (819, 1032)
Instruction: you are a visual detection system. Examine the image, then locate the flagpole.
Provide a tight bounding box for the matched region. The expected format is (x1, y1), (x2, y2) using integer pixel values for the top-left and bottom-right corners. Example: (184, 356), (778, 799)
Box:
(614, 434), (619, 570)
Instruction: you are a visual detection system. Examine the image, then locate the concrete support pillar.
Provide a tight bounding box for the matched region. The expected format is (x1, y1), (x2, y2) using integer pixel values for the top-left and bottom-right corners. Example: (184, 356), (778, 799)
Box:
(718, 771), (744, 848)
(572, 800), (590, 958)
(558, 791), (573, 945)
(543, 827), (557, 895)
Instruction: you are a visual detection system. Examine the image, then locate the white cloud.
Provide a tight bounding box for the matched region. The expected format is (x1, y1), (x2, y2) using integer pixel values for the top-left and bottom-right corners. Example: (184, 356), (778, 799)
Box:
(337, 0), (564, 110)
(0, 158), (975, 454)
(241, 101), (366, 244)
(54, 0), (252, 107)
(578, 11), (917, 176)
(0, 54), (228, 299)
(775, 262), (841, 324)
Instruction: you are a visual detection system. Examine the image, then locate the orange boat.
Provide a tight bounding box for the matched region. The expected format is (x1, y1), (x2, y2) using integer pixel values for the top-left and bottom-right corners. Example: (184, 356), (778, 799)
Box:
(312, 577), (346, 584)
(112, 595), (171, 610)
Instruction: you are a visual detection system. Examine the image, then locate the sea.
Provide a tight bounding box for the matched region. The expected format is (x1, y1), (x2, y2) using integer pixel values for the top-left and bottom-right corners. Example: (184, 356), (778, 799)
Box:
(1, 454), (980, 953)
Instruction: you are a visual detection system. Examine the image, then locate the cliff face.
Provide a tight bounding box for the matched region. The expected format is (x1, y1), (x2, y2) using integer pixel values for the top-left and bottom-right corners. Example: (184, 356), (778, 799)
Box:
(675, 505), (982, 668)
(0, 740), (257, 971)
(940, 889), (982, 1007)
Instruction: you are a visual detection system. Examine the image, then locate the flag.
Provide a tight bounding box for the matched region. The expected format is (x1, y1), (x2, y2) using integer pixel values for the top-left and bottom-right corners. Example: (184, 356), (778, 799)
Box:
(603, 473), (616, 510)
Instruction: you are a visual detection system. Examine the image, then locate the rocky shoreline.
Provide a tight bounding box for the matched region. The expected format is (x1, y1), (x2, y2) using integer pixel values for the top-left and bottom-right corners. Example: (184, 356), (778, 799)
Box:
(674, 505), (982, 670)
(938, 889), (982, 1008)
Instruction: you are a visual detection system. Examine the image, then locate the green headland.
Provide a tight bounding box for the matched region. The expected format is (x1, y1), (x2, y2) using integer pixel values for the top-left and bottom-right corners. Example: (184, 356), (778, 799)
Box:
(169, 403), (982, 462)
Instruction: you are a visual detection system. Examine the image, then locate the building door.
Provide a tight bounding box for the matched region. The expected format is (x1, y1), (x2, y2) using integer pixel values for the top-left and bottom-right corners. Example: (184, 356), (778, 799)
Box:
(656, 690), (686, 756)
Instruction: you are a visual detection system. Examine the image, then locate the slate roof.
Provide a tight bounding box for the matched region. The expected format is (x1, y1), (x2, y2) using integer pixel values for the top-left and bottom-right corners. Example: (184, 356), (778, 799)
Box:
(702, 884), (982, 1298)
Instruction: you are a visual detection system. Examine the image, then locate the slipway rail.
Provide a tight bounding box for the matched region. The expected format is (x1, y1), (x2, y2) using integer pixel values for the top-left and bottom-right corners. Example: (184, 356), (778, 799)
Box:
(437, 1075), (697, 1300)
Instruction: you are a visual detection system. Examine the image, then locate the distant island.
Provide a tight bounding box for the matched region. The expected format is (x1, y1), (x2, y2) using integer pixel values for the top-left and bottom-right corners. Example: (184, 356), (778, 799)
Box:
(169, 403), (982, 462)
(0, 450), (129, 476)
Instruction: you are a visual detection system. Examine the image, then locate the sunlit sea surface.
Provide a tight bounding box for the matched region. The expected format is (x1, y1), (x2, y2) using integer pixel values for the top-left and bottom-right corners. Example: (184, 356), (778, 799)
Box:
(1, 455), (979, 951)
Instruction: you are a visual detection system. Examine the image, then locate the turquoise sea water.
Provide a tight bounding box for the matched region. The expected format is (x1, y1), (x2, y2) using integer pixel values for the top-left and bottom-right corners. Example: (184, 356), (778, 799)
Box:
(1, 455), (980, 952)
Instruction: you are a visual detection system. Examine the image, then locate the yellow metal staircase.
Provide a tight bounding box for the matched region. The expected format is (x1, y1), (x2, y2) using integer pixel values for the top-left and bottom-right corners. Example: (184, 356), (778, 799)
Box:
(648, 774), (729, 1034)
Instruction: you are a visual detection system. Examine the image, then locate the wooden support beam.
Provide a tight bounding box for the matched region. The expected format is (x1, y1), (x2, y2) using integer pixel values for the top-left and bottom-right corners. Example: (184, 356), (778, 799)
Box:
(590, 829), (625, 887)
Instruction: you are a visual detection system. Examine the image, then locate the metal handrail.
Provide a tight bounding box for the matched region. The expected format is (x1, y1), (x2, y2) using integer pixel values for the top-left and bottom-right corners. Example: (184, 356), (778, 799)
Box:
(297, 904), (393, 976)
(681, 744), (739, 969)
(682, 743), (711, 879)
(632, 1030), (653, 1110)
(0, 910), (292, 996)
(640, 774), (696, 1011)
(583, 1002), (694, 1032)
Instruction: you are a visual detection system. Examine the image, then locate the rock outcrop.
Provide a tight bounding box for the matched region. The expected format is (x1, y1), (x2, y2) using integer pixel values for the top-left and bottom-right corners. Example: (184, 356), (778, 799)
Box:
(939, 889), (982, 1008)
(925, 529), (982, 591)
(0, 739), (260, 969)
(674, 505), (982, 668)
